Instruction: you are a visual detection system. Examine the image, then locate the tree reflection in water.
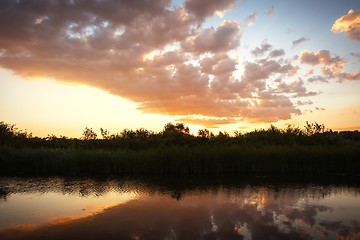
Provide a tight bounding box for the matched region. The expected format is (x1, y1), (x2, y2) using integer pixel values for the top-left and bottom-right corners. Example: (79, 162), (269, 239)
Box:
(0, 176), (359, 240)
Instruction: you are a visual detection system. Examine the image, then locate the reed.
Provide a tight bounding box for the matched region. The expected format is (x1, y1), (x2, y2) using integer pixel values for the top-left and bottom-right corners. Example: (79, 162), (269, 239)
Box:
(1, 145), (359, 176)
(1, 121), (360, 176)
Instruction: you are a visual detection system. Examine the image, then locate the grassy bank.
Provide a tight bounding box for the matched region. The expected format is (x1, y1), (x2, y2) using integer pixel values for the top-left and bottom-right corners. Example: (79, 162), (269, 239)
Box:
(1, 121), (360, 176)
(1, 145), (359, 176)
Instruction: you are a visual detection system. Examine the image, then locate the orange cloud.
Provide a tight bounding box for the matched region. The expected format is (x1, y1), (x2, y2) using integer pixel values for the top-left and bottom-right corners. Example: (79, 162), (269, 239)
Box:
(299, 50), (360, 82)
(299, 50), (345, 67)
(332, 9), (360, 41)
(175, 117), (237, 128)
(0, 0), (306, 126)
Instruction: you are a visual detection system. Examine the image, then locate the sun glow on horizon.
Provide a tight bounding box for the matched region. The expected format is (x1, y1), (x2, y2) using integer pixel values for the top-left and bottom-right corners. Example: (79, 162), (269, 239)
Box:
(0, 69), (175, 138)
(0, 1), (359, 136)
(1, 67), (359, 138)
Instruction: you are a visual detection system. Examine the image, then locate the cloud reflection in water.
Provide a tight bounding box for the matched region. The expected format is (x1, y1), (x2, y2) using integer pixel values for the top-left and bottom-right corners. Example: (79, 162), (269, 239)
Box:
(0, 177), (359, 240)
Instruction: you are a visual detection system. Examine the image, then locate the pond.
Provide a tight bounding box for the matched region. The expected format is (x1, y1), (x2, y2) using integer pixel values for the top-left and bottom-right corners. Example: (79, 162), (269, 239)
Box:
(0, 176), (359, 240)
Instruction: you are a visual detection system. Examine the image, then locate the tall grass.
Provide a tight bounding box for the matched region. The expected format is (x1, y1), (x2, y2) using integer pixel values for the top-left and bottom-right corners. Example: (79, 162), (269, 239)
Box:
(1, 145), (359, 176)
(1, 121), (360, 176)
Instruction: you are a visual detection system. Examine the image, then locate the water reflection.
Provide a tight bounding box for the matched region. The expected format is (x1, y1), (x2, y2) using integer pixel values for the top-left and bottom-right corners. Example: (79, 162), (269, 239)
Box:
(0, 177), (359, 240)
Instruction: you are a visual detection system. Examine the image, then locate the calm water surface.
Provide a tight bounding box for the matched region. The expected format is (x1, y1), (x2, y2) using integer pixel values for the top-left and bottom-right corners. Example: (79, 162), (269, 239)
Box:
(0, 177), (359, 240)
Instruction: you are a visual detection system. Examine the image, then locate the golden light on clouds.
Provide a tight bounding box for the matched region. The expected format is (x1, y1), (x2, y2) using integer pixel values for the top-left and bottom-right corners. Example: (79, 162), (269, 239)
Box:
(332, 9), (360, 41)
(0, 0), (359, 135)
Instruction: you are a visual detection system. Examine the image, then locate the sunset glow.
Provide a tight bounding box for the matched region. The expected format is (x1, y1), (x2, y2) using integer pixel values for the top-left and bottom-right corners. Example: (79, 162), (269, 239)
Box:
(0, 0), (359, 137)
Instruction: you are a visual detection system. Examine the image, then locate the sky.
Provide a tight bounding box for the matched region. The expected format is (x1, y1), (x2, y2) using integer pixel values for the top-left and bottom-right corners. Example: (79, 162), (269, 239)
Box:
(0, 0), (360, 137)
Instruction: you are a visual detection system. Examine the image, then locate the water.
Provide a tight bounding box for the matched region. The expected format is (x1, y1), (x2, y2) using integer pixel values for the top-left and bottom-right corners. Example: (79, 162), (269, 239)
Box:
(0, 177), (359, 240)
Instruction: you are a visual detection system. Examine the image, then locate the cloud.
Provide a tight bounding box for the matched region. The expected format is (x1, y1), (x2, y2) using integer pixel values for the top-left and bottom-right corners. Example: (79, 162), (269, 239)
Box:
(138, 96), (249, 118)
(350, 52), (360, 62)
(292, 37), (309, 48)
(251, 41), (284, 58)
(184, 0), (236, 22)
(245, 93), (301, 123)
(335, 72), (360, 81)
(243, 12), (257, 27)
(175, 117), (237, 128)
(200, 53), (237, 75)
(306, 69), (314, 75)
(242, 59), (296, 85)
(307, 76), (329, 83)
(264, 6), (274, 16)
(299, 50), (345, 73)
(181, 20), (241, 54)
(296, 100), (313, 106)
(138, 54), (302, 124)
(269, 49), (285, 58)
(299, 50), (360, 82)
(0, 0), (306, 126)
(332, 9), (360, 41)
(251, 41), (272, 57)
(275, 79), (319, 97)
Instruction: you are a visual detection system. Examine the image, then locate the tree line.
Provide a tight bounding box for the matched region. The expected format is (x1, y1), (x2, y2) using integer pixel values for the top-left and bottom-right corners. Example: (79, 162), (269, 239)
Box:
(1, 121), (359, 149)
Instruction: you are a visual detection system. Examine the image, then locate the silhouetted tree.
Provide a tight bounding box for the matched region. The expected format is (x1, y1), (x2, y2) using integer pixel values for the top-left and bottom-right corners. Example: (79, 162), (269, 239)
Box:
(233, 130), (243, 137)
(285, 125), (303, 136)
(82, 127), (97, 140)
(162, 123), (193, 145)
(217, 131), (230, 138)
(0, 121), (30, 146)
(304, 121), (326, 135)
(121, 129), (136, 140)
(197, 129), (212, 139)
(1, 120), (359, 150)
(100, 128), (110, 140)
(163, 123), (190, 134)
(135, 128), (152, 140)
(0, 121), (15, 145)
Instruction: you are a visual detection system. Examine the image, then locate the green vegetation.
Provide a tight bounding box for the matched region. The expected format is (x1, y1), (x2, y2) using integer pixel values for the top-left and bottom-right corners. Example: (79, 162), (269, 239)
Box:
(0, 121), (359, 176)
